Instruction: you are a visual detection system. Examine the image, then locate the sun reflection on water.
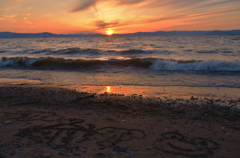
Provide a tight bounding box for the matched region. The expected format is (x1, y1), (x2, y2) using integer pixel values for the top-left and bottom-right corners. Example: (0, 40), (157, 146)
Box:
(107, 86), (111, 93)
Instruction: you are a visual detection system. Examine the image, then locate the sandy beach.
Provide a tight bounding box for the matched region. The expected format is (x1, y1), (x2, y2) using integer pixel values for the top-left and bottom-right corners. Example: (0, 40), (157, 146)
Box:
(0, 84), (240, 158)
(1, 1), (240, 157)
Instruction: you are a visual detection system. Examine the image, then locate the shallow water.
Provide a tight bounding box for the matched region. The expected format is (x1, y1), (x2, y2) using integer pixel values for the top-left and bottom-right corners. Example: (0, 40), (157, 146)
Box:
(0, 36), (240, 98)
(1, 78), (240, 101)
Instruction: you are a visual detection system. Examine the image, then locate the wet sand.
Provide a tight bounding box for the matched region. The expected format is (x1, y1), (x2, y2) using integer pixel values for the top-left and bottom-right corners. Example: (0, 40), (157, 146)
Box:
(1, 78), (240, 100)
(0, 82), (240, 157)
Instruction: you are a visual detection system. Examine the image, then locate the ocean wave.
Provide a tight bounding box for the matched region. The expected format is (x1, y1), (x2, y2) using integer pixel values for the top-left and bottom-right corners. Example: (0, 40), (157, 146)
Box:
(196, 50), (218, 54)
(151, 60), (240, 72)
(0, 57), (154, 69)
(221, 51), (234, 54)
(119, 49), (145, 54)
(232, 37), (240, 41)
(53, 48), (152, 56)
(5, 47), (237, 57)
(30, 48), (53, 54)
(1, 57), (240, 72)
(28, 48), (154, 56)
(26, 48), (103, 56)
(52, 48), (101, 55)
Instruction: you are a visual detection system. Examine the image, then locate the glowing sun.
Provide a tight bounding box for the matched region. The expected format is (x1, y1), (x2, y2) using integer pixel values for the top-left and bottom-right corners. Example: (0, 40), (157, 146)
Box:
(107, 30), (113, 35)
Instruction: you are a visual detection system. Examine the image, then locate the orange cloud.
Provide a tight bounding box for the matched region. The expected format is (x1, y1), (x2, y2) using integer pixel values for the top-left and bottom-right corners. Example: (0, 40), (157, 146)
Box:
(71, 0), (98, 12)
(71, 0), (146, 12)
(146, 8), (240, 23)
(117, 0), (146, 5)
(95, 21), (119, 29)
(0, 0), (239, 34)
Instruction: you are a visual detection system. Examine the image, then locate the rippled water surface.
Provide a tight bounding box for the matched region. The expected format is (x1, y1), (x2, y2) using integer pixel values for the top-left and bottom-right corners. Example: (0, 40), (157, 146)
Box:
(0, 36), (240, 89)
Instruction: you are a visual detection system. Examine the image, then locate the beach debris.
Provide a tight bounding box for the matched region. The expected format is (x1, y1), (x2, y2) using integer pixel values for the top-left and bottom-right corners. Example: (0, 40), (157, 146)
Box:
(4, 120), (11, 125)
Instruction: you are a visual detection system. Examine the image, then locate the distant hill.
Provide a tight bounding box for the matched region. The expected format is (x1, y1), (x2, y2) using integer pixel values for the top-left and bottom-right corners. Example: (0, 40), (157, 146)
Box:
(0, 32), (57, 38)
(122, 30), (240, 36)
(0, 30), (240, 38)
(0, 32), (104, 38)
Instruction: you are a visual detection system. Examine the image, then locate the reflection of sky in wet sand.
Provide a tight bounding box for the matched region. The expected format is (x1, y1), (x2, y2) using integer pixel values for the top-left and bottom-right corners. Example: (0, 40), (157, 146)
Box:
(106, 86), (111, 93)
(71, 85), (240, 100)
(1, 78), (240, 100)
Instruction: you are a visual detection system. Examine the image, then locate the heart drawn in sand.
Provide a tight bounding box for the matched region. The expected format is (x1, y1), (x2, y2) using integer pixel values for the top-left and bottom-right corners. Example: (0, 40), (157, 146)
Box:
(153, 132), (220, 157)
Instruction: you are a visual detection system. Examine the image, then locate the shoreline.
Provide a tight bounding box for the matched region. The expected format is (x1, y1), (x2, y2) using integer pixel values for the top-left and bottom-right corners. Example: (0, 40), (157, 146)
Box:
(0, 82), (240, 157)
(1, 78), (240, 100)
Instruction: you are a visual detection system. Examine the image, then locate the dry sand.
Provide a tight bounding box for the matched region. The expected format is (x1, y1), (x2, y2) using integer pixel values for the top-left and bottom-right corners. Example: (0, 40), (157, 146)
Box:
(0, 85), (240, 158)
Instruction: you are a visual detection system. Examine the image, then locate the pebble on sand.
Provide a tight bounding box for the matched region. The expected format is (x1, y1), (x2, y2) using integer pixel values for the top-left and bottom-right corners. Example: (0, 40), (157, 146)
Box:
(4, 120), (11, 125)
(113, 146), (128, 152)
(42, 154), (51, 158)
(146, 147), (151, 150)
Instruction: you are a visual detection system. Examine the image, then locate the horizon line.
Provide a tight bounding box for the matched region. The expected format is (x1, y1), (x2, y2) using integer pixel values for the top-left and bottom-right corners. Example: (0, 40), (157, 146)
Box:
(1, 29), (240, 35)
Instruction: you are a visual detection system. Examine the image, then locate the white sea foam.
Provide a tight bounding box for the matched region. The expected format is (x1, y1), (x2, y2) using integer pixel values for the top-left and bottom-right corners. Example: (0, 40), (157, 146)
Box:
(0, 59), (16, 67)
(151, 60), (240, 72)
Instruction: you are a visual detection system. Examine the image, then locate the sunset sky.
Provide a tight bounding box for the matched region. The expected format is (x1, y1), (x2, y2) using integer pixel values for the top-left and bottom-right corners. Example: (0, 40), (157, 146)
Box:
(0, 0), (239, 35)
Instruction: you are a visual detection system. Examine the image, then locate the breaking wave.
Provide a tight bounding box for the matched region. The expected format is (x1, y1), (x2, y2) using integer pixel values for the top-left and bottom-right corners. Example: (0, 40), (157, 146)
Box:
(7, 48), (157, 56)
(151, 60), (240, 72)
(1, 56), (240, 72)
(0, 57), (153, 69)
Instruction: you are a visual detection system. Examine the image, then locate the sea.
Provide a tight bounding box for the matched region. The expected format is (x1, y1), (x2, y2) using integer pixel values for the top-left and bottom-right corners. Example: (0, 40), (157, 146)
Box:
(0, 35), (240, 99)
